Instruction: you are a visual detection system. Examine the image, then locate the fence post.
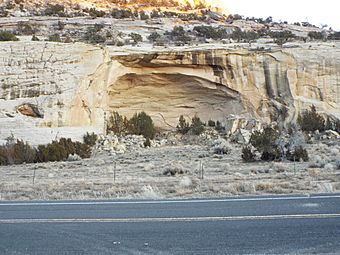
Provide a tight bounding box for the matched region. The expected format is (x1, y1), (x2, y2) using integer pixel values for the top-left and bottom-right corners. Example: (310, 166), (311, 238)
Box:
(32, 169), (36, 185)
(114, 161), (116, 183)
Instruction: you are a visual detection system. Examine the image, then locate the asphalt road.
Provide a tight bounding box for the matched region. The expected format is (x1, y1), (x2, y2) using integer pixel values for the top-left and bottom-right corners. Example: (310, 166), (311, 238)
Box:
(0, 194), (339, 254)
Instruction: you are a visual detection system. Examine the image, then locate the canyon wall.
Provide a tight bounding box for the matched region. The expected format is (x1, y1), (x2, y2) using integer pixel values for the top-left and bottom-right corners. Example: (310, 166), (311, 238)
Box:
(0, 41), (339, 143)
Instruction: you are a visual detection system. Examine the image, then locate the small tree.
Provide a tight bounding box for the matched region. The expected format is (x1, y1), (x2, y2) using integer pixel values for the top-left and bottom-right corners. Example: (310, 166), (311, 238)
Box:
(128, 112), (155, 139)
(270, 30), (295, 47)
(0, 30), (19, 41)
(148, 32), (161, 42)
(297, 105), (325, 132)
(83, 132), (98, 147)
(250, 126), (281, 161)
(177, 115), (190, 134)
(107, 111), (129, 135)
(286, 146), (309, 162)
(47, 33), (61, 42)
(242, 146), (256, 162)
(190, 115), (205, 135)
(129, 32), (143, 44)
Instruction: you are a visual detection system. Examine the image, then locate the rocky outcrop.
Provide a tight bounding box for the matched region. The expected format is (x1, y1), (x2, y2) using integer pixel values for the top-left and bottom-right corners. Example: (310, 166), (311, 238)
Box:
(0, 41), (339, 144)
(16, 103), (43, 118)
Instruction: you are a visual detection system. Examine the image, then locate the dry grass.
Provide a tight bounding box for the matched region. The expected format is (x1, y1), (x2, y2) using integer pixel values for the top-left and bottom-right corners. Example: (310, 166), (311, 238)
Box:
(0, 141), (339, 201)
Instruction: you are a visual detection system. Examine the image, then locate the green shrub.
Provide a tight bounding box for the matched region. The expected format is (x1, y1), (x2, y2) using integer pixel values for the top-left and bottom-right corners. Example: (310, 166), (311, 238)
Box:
(83, 132), (97, 147)
(107, 111), (129, 135)
(328, 31), (340, 40)
(166, 26), (191, 43)
(57, 21), (65, 30)
(44, 4), (66, 16)
(37, 138), (91, 162)
(215, 121), (225, 132)
(111, 8), (134, 19)
(241, 146), (256, 162)
(250, 126), (281, 161)
(107, 111), (155, 139)
(269, 30), (295, 46)
(208, 120), (216, 127)
(297, 105), (325, 132)
(286, 145), (309, 162)
(193, 25), (228, 40)
(116, 40), (124, 47)
(129, 32), (143, 44)
(308, 31), (324, 40)
(17, 21), (35, 35)
(190, 115), (205, 135)
(177, 115), (190, 134)
(129, 112), (155, 139)
(148, 32), (161, 42)
(0, 138), (37, 165)
(230, 28), (259, 42)
(83, 27), (106, 44)
(87, 8), (106, 18)
(47, 33), (61, 42)
(0, 30), (19, 41)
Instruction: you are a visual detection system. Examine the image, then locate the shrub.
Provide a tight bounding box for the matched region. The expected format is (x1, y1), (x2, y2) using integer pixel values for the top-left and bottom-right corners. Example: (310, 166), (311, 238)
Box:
(230, 28), (259, 42)
(0, 30), (19, 41)
(335, 160), (340, 170)
(297, 105), (325, 132)
(116, 40), (124, 47)
(37, 138), (91, 162)
(242, 146), (256, 162)
(83, 27), (106, 44)
(57, 21), (65, 30)
(215, 121), (225, 132)
(107, 111), (156, 139)
(83, 132), (97, 147)
(47, 33), (61, 42)
(107, 111), (129, 135)
(44, 4), (66, 16)
(308, 31), (324, 40)
(87, 8), (106, 18)
(212, 138), (231, 155)
(193, 25), (228, 40)
(269, 30), (295, 46)
(250, 126), (281, 161)
(17, 22), (35, 35)
(128, 112), (155, 139)
(177, 115), (190, 134)
(167, 26), (191, 43)
(328, 32), (340, 40)
(139, 10), (149, 20)
(111, 8), (134, 19)
(190, 115), (205, 135)
(0, 138), (37, 165)
(208, 120), (216, 127)
(129, 32), (143, 44)
(286, 145), (309, 162)
(148, 32), (161, 42)
(31, 35), (40, 41)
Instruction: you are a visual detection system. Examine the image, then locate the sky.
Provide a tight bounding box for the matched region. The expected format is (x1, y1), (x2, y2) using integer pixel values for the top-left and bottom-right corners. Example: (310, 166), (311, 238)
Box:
(224, 0), (339, 30)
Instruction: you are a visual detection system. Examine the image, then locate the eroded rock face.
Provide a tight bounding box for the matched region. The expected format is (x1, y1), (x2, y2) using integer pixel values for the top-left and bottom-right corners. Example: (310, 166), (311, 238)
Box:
(0, 42), (339, 143)
(16, 103), (43, 118)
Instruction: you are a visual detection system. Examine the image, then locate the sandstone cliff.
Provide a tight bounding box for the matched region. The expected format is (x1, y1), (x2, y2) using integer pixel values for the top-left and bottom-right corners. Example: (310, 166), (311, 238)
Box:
(0, 41), (339, 143)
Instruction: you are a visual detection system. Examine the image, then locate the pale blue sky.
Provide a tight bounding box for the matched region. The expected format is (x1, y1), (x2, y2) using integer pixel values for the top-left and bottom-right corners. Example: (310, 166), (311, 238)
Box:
(224, 0), (339, 30)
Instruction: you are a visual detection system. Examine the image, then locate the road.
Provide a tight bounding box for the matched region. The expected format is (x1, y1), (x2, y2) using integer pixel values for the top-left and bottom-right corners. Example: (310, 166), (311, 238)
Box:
(0, 194), (339, 254)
